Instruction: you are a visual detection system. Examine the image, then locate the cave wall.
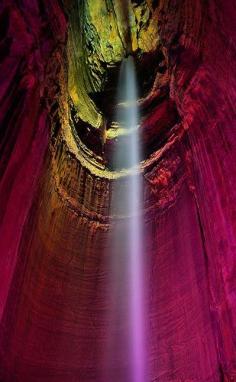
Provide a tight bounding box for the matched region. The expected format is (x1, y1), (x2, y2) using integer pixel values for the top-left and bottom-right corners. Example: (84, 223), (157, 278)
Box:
(0, 0), (66, 320)
(0, 0), (236, 381)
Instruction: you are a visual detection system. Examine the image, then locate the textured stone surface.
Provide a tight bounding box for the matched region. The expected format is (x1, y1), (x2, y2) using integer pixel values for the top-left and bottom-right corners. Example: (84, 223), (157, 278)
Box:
(0, 0), (236, 381)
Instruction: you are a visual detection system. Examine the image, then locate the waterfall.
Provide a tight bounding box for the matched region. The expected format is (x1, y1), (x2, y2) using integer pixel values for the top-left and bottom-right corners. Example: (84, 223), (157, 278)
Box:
(107, 56), (146, 382)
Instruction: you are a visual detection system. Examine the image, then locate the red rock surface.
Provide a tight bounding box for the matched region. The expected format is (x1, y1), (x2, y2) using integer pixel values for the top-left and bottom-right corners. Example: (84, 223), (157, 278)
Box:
(0, 1), (236, 381)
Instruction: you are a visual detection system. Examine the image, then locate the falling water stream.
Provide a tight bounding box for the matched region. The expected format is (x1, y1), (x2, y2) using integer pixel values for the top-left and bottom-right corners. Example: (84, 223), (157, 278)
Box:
(107, 56), (147, 382)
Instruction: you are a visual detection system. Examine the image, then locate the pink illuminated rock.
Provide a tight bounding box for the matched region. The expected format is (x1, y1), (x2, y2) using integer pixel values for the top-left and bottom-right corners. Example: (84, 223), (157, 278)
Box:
(0, 1), (236, 381)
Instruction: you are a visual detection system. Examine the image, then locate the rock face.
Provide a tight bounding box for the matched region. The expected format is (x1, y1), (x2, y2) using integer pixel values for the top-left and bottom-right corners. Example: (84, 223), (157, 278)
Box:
(0, 0), (236, 381)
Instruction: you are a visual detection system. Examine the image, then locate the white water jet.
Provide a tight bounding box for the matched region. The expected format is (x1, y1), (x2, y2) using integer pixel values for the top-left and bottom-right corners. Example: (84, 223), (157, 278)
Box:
(107, 56), (147, 382)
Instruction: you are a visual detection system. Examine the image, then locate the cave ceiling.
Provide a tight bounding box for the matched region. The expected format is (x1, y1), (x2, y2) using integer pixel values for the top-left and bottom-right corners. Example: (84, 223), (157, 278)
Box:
(58, 0), (179, 177)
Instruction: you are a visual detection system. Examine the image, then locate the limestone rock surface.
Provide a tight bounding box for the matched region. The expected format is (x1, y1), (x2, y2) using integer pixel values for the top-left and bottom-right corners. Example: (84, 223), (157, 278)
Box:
(0, 1), (236, 381)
